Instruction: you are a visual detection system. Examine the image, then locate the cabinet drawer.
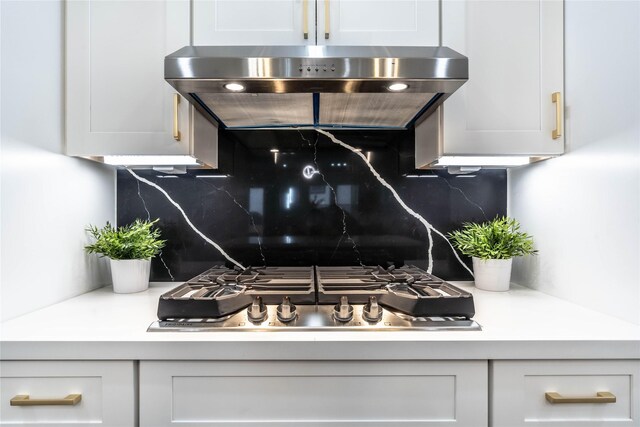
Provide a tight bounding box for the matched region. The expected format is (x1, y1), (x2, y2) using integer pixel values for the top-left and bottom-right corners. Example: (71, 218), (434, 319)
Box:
(141, 360), (488, 427)
(492, 360), (640, 426)
(0, 361), (135, 427)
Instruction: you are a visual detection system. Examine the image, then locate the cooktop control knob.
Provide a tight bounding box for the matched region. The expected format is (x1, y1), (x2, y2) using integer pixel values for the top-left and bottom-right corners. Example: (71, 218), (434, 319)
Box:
(276, 296), (297, 323)
(333, 296), (354, 322)
(247, 296), (268, 323)
(362, 296), (383, 323)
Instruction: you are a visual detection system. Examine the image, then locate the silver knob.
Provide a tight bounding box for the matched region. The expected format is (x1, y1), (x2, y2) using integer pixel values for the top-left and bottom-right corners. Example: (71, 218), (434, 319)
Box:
(276, 297), (297, 323)
(362, 296), (383, 323)
(247, 296), (267, 323)
(333, 296), (354, 322)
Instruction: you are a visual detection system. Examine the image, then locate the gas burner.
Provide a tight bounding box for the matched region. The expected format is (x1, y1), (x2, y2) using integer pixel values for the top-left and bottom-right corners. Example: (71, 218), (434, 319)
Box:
(385, 283), (421, 299)
(205, 282), (247, 299)
(152, 265), (479, 331)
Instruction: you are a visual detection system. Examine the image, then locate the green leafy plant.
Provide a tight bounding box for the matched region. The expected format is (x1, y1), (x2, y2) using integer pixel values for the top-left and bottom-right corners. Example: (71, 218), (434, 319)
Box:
(85, 219), (166, 260)
(448, 216), (537, 260)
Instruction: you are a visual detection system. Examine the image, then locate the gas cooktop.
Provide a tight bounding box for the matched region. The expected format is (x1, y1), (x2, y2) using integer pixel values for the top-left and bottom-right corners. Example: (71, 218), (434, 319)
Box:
(148, 265), (481, 331)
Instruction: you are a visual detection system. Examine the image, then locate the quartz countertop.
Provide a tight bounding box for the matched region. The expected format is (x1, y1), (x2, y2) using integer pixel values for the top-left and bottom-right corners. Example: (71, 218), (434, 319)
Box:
(1, 282), (639, 360)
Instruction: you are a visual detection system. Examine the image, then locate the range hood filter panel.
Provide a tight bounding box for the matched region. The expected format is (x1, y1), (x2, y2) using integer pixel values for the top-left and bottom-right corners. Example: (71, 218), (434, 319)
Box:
(196, 93), (314, 128)
(318, 93), (437, 128)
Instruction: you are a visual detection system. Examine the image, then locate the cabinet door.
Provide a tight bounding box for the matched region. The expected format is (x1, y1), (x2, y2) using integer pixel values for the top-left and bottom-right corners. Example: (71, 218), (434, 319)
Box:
(441, 0), (564, 156)
(317, 0), (439, 46)
(140, 360), (488, 426)
(0, 361), (135, 427)
(492, 360), (640, 427)
(66, 0), (191, 157)
(193, 0), (312, 45)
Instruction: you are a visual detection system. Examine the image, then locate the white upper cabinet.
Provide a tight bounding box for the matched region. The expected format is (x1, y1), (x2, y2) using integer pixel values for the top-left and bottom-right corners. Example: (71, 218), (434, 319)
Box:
(193, 0), (313, 45)
(440, 0), (564, 157)
(193, 0), (438, 46)
(317, 0), (439, 46)
(66, 0), (192, 158)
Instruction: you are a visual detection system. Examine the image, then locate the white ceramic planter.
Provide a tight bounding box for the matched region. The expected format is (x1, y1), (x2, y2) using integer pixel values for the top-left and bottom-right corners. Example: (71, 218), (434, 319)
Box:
(472, 257), (513, 292)
(109, 259), (151, 294)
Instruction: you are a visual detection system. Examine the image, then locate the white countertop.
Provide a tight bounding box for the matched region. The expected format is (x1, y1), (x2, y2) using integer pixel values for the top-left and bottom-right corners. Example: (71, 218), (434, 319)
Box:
(1, 282), (639, 360)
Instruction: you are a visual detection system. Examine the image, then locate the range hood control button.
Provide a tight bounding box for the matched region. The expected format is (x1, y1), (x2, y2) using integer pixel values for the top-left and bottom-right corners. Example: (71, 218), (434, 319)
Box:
(333, 296), (354, 322)
(247, 296), (268, 323)
(362, 296), (383, 323)
(276, 296), (297, 323)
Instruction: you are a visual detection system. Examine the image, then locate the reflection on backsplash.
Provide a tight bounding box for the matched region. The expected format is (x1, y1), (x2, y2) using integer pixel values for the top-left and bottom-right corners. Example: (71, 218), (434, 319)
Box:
(117, 130), (506, 281)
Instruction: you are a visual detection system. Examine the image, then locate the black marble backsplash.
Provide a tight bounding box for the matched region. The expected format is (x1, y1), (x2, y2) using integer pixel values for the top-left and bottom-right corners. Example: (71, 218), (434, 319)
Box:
(117, 129), (506, 281)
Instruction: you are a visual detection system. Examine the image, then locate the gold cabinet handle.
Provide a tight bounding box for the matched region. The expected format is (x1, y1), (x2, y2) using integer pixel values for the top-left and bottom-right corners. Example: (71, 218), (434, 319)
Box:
(324, 0), (330, 39)
(173, 93), (181, 141)
(11, 394), (82, 406)
(545, 391), (616, 404)
(303, 0), (309, 39)
(552, 91), (562, 139)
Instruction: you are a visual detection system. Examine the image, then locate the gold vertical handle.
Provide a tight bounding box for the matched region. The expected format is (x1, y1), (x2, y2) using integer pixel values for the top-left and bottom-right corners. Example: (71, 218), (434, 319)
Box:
(173, 93), (181, 141)
(324, 0), (330, 39)
(302, 0), (309, 39)
(545, 391), (616, 404)
(552, 91), (562, 139)
(11, 394), (82, 406)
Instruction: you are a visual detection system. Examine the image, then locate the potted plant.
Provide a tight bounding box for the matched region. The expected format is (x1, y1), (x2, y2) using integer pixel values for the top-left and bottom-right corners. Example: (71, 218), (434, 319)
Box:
(448, 216), (536, 292)
(85, 219), (166, 293)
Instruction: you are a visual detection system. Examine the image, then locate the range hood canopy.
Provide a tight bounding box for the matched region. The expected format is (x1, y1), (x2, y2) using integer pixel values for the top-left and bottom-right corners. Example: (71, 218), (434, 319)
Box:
(165, 45), (468, 130)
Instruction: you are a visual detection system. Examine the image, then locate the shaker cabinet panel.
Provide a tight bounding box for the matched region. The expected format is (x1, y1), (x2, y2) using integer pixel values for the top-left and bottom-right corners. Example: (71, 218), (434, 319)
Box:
(0, 361), (135, 427)
(193, 0), (438, 47)
(140, 360), (488, 426)
(491, 360), (640, 427)
(66, 0), (191, 157)
(441, 0), (564, 156)
(193, 0), (312, 45)
(317, 0), (439, 46)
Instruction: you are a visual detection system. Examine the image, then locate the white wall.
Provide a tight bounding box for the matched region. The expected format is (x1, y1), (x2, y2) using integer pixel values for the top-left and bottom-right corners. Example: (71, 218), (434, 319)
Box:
(509, 1), (640, 324)
(0, 0), (115, 321)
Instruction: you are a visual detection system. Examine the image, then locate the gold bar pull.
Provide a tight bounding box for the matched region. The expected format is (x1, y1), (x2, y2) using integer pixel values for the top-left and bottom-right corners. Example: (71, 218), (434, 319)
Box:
(302, 0), (309, 39)
(324, 0), (330, 39)
(552, 91), (562, 139)
(545, 391), (616, 404)
(11, 394), (82, 406)
(173, 93), (181, 141)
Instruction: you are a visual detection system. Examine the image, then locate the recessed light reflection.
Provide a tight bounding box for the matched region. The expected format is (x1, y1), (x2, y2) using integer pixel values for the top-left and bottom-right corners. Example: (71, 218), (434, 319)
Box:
(224, 83), (245, 91)
(388, 83), (409, 91)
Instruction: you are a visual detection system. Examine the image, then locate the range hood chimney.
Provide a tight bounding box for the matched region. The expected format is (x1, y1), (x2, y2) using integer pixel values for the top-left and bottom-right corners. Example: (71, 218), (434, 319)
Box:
(165, 46), (468, 130)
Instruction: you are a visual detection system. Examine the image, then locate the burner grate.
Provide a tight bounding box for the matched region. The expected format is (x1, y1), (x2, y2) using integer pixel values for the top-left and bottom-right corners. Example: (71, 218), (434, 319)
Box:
(157, 265), (475, 322)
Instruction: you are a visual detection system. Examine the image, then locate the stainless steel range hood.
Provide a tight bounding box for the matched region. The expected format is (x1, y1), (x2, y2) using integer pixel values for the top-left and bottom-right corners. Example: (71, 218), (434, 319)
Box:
(165, 46), (468, 130)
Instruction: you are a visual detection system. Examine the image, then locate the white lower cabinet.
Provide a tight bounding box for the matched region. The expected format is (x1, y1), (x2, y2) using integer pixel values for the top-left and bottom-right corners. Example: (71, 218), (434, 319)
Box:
(5, 359), (638, 426)
(0, 361), (135, 427)
(139, 360), (488, 426)
(491, 360), (640, 427)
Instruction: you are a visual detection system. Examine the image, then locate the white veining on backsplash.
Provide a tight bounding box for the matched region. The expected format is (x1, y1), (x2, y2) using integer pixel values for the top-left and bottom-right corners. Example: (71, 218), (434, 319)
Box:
(440, 176), (489, 221)
(315, 129), (474, 277)
(135, 179), (176, 280)
(298, 130), (365, 266)
(127, 168), (246, 270)
(198, 179), (267, 267)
